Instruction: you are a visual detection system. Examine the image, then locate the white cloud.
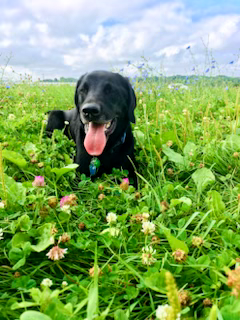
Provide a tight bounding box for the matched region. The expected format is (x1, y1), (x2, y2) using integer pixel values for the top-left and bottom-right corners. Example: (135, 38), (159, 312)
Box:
(2, 8), (21, 18)
(29, 34), (72, 49)
(18, 20), (32, 32)
(189, 14), (240, 51)
(0, 23), (13, 37)
(155, 45), (183, 57)
(35, 23), (48, 34)
(63, 2), (192, 69)
(0, 0), (239, 78)
(0, 39), (12, 48)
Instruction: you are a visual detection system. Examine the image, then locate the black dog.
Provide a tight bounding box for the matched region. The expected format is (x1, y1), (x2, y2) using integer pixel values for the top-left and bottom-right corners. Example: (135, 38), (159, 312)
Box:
(46, 71), (137, 186)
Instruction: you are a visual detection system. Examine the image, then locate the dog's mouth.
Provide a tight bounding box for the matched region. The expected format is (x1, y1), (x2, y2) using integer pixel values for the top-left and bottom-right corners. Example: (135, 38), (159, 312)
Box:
(84, 119), (116, 156)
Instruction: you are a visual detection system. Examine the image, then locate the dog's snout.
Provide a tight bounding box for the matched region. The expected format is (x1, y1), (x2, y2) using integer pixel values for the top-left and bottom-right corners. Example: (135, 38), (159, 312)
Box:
(82, 104), (101, 118)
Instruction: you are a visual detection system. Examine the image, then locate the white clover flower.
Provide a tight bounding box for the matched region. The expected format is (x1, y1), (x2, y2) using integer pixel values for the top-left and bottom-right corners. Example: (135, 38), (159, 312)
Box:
(8, 113), (16, 120)
(62, 281), (68, 288)
(141, 246), (156, 265)
(106, 212), (117, 224)
(141, 221), (155, 235)
(109, 227), (120, 237)
(64, 121), (69, 125)
(156, 304), (181, 320)
(0, 228), (4, 240)
(46, 246), (68, 261)
(0, 202), (5, 209)
(142, 212), (150, 222)
(61, 205), (71, 214)
(41, 278), (53, 287)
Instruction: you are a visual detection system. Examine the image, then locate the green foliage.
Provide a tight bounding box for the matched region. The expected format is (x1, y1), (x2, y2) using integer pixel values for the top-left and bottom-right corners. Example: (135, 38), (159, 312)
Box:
(144, 270), (167, 293)
(0, 174), (26, 205)
(20, 311), (52, 320)
(1, 73), (240, 320)
(162, 144), (185, 169)
(206, 190), (225, 215)
(51, 163), (79, 181)
(192, 168), (215, 193)
(2, 150), (27, 168)
(31, 223), (55, 252)
(163, 228), (189, 253)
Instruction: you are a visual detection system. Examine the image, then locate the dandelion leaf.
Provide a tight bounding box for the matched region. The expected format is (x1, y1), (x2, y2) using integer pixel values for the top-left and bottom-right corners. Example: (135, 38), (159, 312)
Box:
(31, 223), (54, 252)
(2, 150), (27, 168)
(192, 168), (215, 193)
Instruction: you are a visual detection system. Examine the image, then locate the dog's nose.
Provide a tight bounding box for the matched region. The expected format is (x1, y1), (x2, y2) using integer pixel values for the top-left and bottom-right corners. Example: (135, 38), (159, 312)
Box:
(82, 104), (101, 118)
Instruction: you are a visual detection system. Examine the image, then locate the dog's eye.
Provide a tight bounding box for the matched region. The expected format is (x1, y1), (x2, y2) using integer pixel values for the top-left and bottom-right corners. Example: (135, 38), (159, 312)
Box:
(80, 83), (89, 94)
(104, 83), (112, 94)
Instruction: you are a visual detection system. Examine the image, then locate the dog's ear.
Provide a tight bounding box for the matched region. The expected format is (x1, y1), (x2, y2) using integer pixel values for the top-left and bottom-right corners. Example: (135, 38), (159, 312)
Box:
(74, 74), (86, 108)
(125, 77), (136, 123)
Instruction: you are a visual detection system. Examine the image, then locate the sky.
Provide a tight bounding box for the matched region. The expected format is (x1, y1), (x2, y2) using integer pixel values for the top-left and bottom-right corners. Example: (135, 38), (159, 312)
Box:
(0, 0), (240, 80)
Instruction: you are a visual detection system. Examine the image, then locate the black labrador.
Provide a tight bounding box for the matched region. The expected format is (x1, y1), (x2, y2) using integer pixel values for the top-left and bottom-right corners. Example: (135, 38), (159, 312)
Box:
(46, 70), (137, 186)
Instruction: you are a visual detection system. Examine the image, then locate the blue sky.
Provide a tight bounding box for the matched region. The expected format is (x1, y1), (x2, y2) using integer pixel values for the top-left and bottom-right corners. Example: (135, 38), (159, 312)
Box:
(0, 0), (239, 80)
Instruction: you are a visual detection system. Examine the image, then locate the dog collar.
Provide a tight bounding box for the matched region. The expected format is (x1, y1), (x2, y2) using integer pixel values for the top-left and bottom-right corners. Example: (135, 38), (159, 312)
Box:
(89, 131), (126, 176)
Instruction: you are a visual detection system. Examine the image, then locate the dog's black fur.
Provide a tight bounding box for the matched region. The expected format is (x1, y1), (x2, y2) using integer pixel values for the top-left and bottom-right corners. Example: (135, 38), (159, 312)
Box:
(46, 71), (137, 186)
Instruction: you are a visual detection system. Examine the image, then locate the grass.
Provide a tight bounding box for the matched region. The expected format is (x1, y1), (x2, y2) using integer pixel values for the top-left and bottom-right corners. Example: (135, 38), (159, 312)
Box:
(0, 70), (240, 320)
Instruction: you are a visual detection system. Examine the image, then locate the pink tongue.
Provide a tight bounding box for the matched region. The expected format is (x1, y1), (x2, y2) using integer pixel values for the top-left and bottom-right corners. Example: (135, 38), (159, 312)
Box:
(84, 122), (106, 156)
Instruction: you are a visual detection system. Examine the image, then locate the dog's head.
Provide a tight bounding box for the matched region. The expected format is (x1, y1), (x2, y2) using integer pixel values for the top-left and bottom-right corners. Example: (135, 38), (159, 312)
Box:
(74, 70), (136, 156)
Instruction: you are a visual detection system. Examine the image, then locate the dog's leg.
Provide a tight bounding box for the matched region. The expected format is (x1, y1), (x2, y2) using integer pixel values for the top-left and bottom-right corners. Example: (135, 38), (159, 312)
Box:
(46, 109), (76, 139)
(46, 110), (66, 136)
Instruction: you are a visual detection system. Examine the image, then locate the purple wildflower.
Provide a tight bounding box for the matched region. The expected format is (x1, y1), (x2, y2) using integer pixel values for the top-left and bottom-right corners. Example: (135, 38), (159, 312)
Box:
(32, 176), (45, 187)
(205, 68), (210, 73)
(60, 196), (70, 208)
(186, 46), (190, 49)
(229, 61), (234, 64)
(142, 71), (148, 79)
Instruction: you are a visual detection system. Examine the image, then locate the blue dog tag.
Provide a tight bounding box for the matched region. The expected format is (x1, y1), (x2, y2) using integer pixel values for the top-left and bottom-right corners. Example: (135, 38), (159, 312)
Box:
(89, 164), (97, 176)
(89, 157), (101, 176)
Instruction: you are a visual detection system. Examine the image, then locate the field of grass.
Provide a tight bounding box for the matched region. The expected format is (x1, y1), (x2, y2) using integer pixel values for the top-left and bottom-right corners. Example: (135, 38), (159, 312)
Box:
(1, 71), (240, 320)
